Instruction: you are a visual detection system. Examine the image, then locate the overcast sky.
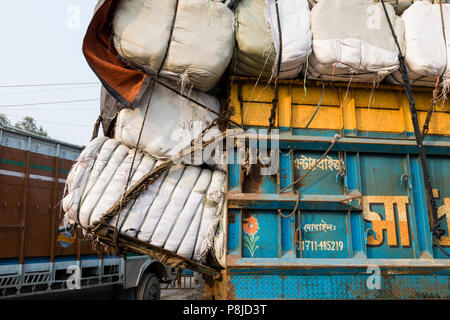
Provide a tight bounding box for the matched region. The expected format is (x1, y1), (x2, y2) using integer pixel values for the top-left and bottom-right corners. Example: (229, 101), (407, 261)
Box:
(0, 1), (101, 146)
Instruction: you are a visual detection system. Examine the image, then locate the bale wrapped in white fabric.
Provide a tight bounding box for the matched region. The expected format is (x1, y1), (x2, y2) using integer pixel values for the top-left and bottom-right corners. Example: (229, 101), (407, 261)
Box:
(193, 170), (226, 261)
(112, 0), (235, 92)
(114, 79), (220, 159)
(212, 204), (227, 267)
(234, 0), (312, 79)
(62, 136), (109, 219)
(175, 171), (226, 261)
(308, 0), (405, 83)
(386, 1), (450, 89)
(62, 138), (227, 263)
(163, 169), (212, 251)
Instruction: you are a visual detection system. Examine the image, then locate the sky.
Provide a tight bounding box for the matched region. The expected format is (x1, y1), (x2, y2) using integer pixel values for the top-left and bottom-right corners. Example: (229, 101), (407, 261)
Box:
(0, 1), (101, 146)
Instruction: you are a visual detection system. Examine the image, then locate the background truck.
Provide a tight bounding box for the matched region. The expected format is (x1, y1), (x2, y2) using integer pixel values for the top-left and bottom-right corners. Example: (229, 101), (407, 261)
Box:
(0, 126), (175, 299)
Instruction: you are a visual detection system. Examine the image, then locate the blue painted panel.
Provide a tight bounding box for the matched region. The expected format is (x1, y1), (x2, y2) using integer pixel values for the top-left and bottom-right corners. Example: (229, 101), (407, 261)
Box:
(293, 151), (344, 195)
(297, 211), (351, 258)
(242, 211), (280, 259)
(228, 210), (241, 256)
(359, 153), (417, 259)
(279, 150), (293, 192)
(224, 129), (449, 299)
(428, 156), (450, 259)
(408, 155), (433, 255)
(360, 154), (407, 196)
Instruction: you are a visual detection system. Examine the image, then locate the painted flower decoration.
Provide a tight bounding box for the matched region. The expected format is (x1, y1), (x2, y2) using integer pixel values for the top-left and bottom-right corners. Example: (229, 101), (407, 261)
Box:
(243, 216), (260, 258)
(243, 216), (259, 236)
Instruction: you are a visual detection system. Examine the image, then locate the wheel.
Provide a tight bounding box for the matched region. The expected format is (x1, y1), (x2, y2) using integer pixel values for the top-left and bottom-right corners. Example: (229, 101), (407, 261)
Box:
(136, 272), (160, 300)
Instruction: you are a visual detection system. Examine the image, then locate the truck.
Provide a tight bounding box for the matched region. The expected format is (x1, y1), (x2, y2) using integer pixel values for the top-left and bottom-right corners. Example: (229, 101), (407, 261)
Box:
(0, 126), (175, 299)
(202, 78), (450, 299)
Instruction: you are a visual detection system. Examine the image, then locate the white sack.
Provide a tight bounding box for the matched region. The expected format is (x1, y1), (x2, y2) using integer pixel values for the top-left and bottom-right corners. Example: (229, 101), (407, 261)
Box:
(308, 0), (405, 83)
(62, 138), (227, 262)
(137, 164), (186, 241)
(112, 0), (235, 92)
(66, 139), (123, 225)
(89, 151), (144, 226)
(114, 79), (220, 159)
(110, 156), (157, 232)
(212, 204), (227, 268)
(164, 169), (212, 252)
(386, 2), (450, 88)
(62, 136), (108, 221)
(193, 170), (226, 262)
(150, 166), (201, 246)
(234, 0), (312, 78)
(78, 144), (131, 227)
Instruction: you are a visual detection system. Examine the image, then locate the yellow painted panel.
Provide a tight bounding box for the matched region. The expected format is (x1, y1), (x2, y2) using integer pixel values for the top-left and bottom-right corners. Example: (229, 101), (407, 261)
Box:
(342, 93), (357, 131)
(418, 111), (450, 135)
(356, 108), (405, 133)
(291, 86), (340, 106)
(242, 83), (275, 103)
(229, 83), (242, 125)
(278, 86), (292, 128)
(241, 102), (276, 127)
(354, 88), (400, 109)
(413, 91), (450, 112)
(292, 105), (342, 130)
(229, 81), (450, 135)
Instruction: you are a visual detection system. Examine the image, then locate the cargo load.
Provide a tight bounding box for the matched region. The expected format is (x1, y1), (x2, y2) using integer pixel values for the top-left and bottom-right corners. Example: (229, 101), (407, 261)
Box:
(114, 78), (220, 158)
(111, 0), (235, 92)
(307, 0), (405, 83)
(233, 0), (312, 79)
(62, 137), (226, 262)
(386, 1), (450, 89)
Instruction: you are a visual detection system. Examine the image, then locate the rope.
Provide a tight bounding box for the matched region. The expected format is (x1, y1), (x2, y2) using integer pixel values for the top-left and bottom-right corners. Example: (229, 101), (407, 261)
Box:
(379, 0), (447, 252)
(304, 82), (325, 129)
(111, 0), (180, 248)
(112, 78), (157, 247)
(268, 0), (283, 133)
(155, 79), (241, 128)
(279, 134), (340, 193)
(92, 129), (242, 230)
(277, 190), (300, 218)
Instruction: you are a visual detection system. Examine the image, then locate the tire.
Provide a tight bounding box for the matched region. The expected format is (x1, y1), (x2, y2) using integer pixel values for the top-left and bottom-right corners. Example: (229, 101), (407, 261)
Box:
(136, 272), (161, 300)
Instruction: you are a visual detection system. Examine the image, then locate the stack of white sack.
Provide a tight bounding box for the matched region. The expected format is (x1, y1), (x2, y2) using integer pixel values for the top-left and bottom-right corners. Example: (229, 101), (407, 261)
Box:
(233, 0), (312, 79)
(386, 1), (450, 89)
(62, 137), (227, 263)
(114, 78), (221, 160)
(112, 0), (235, 92)
(307, 0), (405, 83)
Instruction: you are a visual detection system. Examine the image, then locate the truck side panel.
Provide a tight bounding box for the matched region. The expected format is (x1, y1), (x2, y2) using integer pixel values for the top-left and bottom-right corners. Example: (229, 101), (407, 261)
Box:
(208, 80), (450, 300)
